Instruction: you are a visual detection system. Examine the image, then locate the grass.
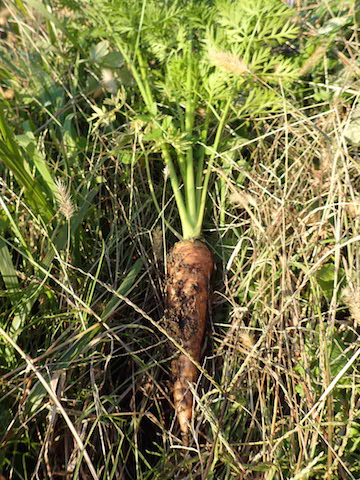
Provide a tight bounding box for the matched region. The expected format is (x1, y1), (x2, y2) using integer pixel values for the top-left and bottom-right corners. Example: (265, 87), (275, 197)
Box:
(0, 0), (359, 479)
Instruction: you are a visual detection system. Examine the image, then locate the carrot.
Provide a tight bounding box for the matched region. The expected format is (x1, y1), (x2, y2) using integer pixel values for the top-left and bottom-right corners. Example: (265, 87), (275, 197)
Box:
(165, 239), (214, 442)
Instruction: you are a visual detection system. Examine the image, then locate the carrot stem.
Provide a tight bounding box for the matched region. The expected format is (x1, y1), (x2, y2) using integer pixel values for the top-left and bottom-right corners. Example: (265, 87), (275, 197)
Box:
(184, 48), (197, 222)
(195, 103), (211, 209)
(195, 96), (232, 235)
(161, 144), (194, 239)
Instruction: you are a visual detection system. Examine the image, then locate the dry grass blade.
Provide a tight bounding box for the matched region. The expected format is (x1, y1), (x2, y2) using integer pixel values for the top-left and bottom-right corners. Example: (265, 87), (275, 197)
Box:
(1, 0), (359, 478)
(0, 327), (99, 480)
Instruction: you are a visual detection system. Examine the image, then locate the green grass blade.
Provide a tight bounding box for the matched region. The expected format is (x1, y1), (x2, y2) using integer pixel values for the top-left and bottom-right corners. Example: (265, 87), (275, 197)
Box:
(102, 257), (143, 320)
(25, 258), (144, 418)
(0, 196), (34, 260)
(16, 131), (58, 196)
(0, 236), (30, 364)
(0, 108), (54, 222)
(0, 237), (19, 293)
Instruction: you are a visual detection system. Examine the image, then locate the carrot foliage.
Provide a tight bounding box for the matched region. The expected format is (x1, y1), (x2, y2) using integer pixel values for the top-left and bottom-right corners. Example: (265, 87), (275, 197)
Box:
(81, 0), (300, 238)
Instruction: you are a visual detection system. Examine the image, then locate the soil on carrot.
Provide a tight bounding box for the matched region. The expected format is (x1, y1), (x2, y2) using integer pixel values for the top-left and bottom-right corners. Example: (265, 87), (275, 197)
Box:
(163, 240), (214, 437)
(164, 240), (213, 348)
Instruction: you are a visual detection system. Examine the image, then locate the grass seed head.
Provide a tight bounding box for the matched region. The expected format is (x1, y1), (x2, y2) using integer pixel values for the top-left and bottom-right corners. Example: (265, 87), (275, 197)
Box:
(239, 330), (254, 350)
(229, 190), (257, 208)
(208, 49), (248, 75)
(345, 198), (360, 218)
(54, 178), (75, 220)
(163, 165), (170, 180)
(342, 286), (360, 327)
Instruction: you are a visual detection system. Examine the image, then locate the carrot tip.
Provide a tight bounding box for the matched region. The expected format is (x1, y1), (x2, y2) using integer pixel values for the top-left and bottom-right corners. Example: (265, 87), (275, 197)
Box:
(177, 408), (191, 433)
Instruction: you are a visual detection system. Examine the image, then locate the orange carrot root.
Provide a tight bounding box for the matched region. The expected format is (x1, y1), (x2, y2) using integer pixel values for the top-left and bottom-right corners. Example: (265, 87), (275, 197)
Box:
(165, 240), (213, 442)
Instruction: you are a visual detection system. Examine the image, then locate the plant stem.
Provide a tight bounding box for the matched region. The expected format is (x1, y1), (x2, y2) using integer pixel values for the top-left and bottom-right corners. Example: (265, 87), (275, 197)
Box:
(137, 50), (157, 115)
(184, 49), (197, 222)
(195, 97), (232, 236)
(161, 143), (194, 239)
(106, 17), (198, 239)
(106, 17), (155, 116)
(185, 145), (196, 223)
(177, 152), (187, 181)
(195, 103), (211, 208)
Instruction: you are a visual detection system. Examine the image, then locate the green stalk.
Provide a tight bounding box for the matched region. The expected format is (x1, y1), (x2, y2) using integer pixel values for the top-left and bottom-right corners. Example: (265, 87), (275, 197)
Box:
(184, 49), (197, 222)
(177, 152), (187, 181)
(136, 50), (157, 116)
(104, 15), (197, 239)
(195, 103), (211, 207)
(195, 97), (232, 236)
(161, 144), (194, 239)
(104, 16), (155, 116)
(219, 173), (228, 226)
(185, 139), (196, 222)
